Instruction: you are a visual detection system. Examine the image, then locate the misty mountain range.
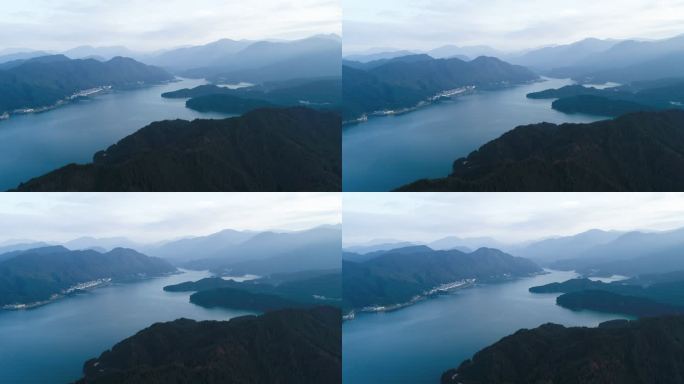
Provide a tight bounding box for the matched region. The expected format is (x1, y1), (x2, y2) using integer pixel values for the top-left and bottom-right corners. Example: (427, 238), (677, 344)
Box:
(346, 32), (684, 84)
(0, 55), (173, 113)
(0, 246), (176, 306)
(2, 34), (341, 84)
(345, 224), (684, 278)
(343, 54), (538, 120)
(0, 224), (341, 278)
(343, 246), (542, 311)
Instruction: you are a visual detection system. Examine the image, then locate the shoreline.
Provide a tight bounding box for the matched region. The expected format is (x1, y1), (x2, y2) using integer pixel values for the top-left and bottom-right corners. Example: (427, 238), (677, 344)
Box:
(343, 271), (550, 321)
(1, 278), (113, 311)
(343, 79), (543, 126)
(0, 79), (177, 122)
(342, 86), (477, 126)
(343, 279), (476, 321)
(1, 271), (180, 311)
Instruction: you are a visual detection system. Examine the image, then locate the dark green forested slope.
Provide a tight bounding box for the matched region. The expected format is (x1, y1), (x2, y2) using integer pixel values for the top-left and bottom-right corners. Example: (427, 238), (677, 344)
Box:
(0, 55), (172, 113)
(443, 316), (684, 384)
(185, 94), (276, 114)
(556, 290), (684, 317)
(162, 78), (341, 114)
(343, 55), (538, 120)
(13, 107), (341, 192)
(0, 246), (175, 306)
(527, 79), (684, 117)
(530, 274), (684, 317)
(165, 272), (341, 311)
(343, 246), (540, 311)
(189, 288), (307, 312)
(399, 110), (684, 192)
(75, 306), (341, 384)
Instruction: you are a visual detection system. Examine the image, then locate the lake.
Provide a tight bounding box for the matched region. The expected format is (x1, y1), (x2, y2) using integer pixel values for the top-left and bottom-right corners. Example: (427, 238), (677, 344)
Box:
(0, 270), (254, 384)
(343, 78), (606, 191)
(342, 270), (631, 384)
(0, 78), (234, 190)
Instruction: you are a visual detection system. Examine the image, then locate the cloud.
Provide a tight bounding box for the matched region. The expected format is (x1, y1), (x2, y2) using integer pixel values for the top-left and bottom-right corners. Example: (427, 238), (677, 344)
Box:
(343, 0), (684, 53)
(343, 193), (684, 246)
(0, 193), (341, 244)
(0, 0), (341, 51)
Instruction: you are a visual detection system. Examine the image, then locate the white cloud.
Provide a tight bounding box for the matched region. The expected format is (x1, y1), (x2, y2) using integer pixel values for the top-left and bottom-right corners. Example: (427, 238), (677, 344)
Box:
(0, 0), (341, 51)
(0, 193), (341, 244)
(343, 0), (684, 53)
(343, 193), (684, 246)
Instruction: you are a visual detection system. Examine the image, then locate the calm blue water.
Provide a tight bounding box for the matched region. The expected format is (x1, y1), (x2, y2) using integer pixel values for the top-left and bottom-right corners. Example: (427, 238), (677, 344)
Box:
(343, 78), (607, 191)
(0, 270), (254, 384)
(0, 78), (234, 190)
(342, 270), (631, 384)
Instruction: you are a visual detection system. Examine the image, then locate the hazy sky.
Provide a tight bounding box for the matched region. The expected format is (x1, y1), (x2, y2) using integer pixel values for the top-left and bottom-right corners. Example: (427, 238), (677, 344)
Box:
(344, 0), (684, 54)
(0, 193), (341, 244)
(0, 0), (341, 52)
(343, 193), (684, 246)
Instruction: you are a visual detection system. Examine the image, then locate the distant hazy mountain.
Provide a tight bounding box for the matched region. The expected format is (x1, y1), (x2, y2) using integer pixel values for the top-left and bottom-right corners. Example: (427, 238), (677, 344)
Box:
(578, 51), (684, 83)
(0, 246), (176, 306)
(557, 228), (684, 266)
(514, 229), (625, 264)
(180, 35), (341, 83)
(343, 236), (506, 262)
(428, 236), (503, 251)
(148, 229), (257, 263)
(343, 246), (541, 311)
(0, 55), (172, 113)
(343, 54), (538, 120)
(399, 110), (684, 192)
(64, 236), (142, 252)
(547, 34), (684, 82)
(428, 45), (501, 60)
(509, 38), (619, 71)
(344, 241), (418, 255)
(145, 39), (254, 71)
(550, 227), (684, 275)
(0, 50), (51, 64)
(345, 50), (417, 63)
(0, 242), (52, 261)
(443, 316), (684, 384)
(63, 45), (141, 61)
(13, 107), (342, 192)
(76, 307), (341, 384)
(185, 225), (341, 275)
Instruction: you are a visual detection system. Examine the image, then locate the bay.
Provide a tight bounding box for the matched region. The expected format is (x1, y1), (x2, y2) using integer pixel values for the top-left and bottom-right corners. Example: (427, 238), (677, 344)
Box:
(342, 270), (631, 384)
(0, 269), (253, 384)
(343, 78), (606, 191)
(0, 78), (234, 190)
